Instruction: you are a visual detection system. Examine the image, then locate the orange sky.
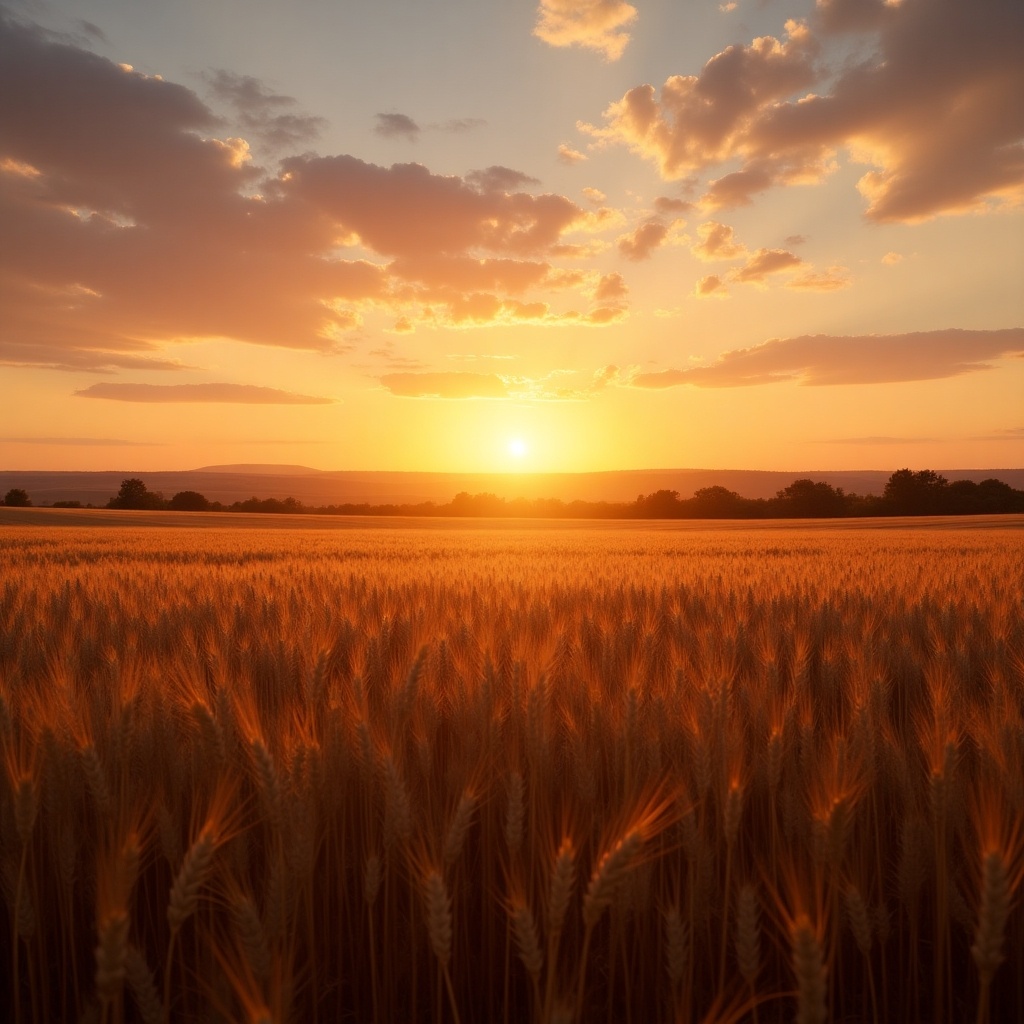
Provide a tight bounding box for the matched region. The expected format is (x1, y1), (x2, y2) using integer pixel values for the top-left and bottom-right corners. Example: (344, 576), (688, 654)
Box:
(1, 0), (1022, 473)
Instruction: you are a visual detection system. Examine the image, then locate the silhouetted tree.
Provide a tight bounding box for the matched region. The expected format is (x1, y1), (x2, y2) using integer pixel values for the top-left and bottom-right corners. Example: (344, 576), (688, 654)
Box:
(633, 489), (683, 517)
(169, 490), (211, 512)
(689, 485), (746, 518)
(775, 479), (847, 517)
(882, 469), (948, 515)
(3, 488), (30, 507)
(107, 478), (164, 510)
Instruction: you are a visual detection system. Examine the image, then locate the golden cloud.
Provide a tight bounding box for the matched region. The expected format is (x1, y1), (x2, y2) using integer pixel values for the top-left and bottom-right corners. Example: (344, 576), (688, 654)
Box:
(534, 0), (639, 61)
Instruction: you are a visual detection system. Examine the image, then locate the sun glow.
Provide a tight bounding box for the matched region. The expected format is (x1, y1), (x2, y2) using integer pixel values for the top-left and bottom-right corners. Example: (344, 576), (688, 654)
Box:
(507, 437), (528, 459)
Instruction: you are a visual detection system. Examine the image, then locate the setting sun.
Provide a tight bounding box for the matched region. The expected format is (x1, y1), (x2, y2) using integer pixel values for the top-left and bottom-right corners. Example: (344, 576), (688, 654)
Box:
(507, 437), (528, 459)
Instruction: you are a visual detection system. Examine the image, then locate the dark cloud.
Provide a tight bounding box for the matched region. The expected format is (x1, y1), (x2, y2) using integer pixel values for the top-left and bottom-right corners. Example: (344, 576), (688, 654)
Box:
(74, 383), (335, 403)
(593, 271), (628, 301)
(629, 328), (1024, 388)
(374, 112), (420, 140)
(205, 70), (325, 148)
(465, 166), (541, 193)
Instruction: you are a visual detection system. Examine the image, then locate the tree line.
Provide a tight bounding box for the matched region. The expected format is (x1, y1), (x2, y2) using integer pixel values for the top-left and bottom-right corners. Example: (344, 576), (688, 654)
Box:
(6, 470), (1020, 518)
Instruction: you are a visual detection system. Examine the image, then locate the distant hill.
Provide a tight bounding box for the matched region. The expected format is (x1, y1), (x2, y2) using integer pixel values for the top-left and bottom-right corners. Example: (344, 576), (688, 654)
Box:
(194, 464), (324, 476)
(2, 466), (1023, 508)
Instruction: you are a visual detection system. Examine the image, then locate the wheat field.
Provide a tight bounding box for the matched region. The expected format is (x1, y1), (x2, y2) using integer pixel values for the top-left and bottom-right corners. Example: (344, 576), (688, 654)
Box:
(1, 520), (1022, 1023)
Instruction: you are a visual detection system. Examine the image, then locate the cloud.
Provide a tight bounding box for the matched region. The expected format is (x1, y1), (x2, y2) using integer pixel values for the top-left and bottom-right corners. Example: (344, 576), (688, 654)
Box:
(786, 266), (850, 291)
(0, 14), (615, 370)
(374, 112), (420, 140)
(882, 251), (904, 265)
(629, 328), (1024, 388)
(617, 219), (670, 261)
(593, 271), (628, 301)
(558, 143), (588, 164)
(582, 186), (606, 204)
(731, 248), (803, 282)
(695, 274), (726, 298)
(534, 0), (639, 61)
(0, 436), (162, 446)
(205, 70), (325, 148)
(465, 166), (540, 193)
(584, 0), (1024, 221)
(582, 20), (819, 176)
(379, 371), (509, 399)
(74, 383), (335, 403)
(692, 221), (746, 261)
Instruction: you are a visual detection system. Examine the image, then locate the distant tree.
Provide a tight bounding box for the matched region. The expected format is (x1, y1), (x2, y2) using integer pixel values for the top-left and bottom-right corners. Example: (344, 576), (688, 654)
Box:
(107, 478), (165, 510)
(169, 490), (211, 512)
(52, 500), (83, 508)
(3, 488), (30, 507)
(634, 489), (683, 518)
(689, 485), (746, 518)
(775, 479), (847, 518)
(882, 469), (948, 515)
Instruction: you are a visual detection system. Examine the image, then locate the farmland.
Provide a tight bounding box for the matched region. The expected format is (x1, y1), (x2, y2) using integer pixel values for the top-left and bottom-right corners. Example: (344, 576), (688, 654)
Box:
(1, 518), (1022, 1023)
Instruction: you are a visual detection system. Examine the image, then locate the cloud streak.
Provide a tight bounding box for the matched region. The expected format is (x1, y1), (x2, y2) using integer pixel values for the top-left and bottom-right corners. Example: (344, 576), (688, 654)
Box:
(629, 328), (1024, 388)
(74, 383), (335, 404)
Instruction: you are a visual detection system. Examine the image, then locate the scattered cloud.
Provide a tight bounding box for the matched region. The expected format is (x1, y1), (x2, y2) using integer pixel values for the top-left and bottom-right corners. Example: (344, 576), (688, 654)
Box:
(582, 186), (606, 204)
(618, 219), (670, 261)
(558, 143), (588, 164)
(629, 328), (1024, 388)
(695, 274), (727, 298)
(583, 0), (1024, 221)
(593, 271), (628, 301)
(784, 234), (807, 246)
(534, 0), (639, 61)
(692, 221), (746, 261)
(882, 251), (904, 265)
(0, 14), (622, 371)
(653, 196), (692, 215)
(74, 383), (335, 403)
(379, 371), (509, 399)
(731, 248), (803, 283)
(374, 112), (421, 140)
(205, 70), (326, 148)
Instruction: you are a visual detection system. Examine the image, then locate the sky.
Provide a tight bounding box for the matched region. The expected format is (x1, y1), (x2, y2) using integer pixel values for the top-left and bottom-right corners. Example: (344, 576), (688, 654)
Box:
(1, 0), (1022, 475)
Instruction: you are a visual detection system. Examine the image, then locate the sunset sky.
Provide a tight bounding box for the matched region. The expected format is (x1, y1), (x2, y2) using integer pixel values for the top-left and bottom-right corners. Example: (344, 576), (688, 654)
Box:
(2, 0), (1022, 474)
